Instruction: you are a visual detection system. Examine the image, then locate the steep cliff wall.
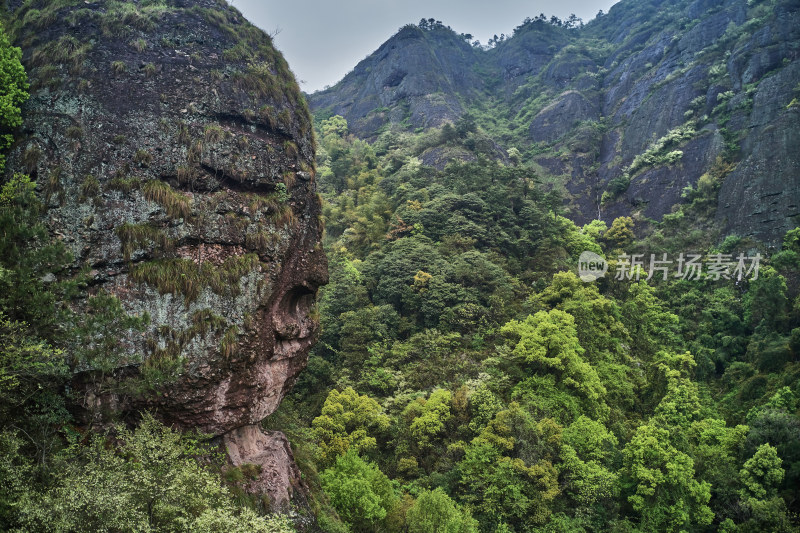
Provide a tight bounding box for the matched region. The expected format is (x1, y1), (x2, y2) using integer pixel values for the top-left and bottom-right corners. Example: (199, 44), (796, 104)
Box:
(310, 24), (484, 138)
(3, 0), (327, 512)
(309, 0), (800, 244)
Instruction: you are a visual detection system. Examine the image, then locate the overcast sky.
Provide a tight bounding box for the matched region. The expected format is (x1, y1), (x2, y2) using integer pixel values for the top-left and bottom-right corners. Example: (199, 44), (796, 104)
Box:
(231, 0), (620, 93)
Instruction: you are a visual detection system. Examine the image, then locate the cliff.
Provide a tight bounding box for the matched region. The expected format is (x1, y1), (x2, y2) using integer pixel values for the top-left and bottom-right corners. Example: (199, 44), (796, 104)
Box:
(3, 0), (327, 514)
(309, 0), (800, 244)
(310, 23), (484, 138)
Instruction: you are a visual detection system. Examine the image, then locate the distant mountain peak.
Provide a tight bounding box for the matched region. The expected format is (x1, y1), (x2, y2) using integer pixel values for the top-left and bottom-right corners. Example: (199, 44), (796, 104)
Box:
(309, 0), (800, 243)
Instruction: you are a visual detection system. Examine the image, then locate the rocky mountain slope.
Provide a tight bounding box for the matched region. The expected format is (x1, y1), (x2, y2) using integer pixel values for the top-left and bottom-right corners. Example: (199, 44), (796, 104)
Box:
(3, 0), (326, 513)
(309, 0), (800, 244)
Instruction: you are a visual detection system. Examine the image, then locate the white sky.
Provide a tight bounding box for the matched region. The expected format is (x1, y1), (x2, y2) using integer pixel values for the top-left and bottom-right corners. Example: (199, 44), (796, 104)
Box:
(231, 0), (620, 93)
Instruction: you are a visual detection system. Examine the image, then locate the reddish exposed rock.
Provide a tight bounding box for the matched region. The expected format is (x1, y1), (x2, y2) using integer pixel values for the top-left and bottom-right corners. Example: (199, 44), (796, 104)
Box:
(224, 425), (309, 512)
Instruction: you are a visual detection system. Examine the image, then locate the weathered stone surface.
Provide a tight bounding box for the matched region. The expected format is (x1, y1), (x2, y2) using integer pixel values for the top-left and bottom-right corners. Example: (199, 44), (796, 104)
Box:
(489, 23), (568, 90)
(224, 425), (310, 514)
(4, 0), (327, 515)
(530, 90), (599, 144)
(598, 129), (724, 222)
(309, 0), (800, 243)
(309, 24), (482, 137)
(716, 61), (800, 241)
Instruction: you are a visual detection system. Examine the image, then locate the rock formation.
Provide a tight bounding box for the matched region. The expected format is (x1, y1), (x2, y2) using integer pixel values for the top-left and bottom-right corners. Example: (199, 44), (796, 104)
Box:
(4, 0), (327, 512)
(309, 0), (800, 244)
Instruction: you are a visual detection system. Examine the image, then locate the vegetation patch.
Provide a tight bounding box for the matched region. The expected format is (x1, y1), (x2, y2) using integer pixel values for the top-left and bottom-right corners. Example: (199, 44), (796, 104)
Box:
(129, 253), (260, 303)
(142, 180), (192, 220)
(115, 222), (174, 261)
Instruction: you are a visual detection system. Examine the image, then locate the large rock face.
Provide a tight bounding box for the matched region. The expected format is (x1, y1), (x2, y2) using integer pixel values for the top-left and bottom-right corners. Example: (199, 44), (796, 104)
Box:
(309, 0), (800, 244)
(309, 23), (483, 138)
(4, 0), (327, 510)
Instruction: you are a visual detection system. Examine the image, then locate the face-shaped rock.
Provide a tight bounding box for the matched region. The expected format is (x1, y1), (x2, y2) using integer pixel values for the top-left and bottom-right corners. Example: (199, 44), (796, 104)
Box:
(6, 0), (327, 434)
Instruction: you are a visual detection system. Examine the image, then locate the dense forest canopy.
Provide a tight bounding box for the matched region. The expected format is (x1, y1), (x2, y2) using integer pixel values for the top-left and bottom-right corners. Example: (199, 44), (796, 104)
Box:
(263, 111), (800, 532)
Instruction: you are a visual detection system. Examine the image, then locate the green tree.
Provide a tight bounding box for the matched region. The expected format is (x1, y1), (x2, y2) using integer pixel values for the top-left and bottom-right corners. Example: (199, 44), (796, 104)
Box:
(405, 389), (453, 450)
(457, 440), (559, 529)
(739, 444), (792, 531)
(740, 443), (784, 501)
(620, 281), (682, 362)
(467, 384), (503, 434)
(320, 450), (397, 532)
(0, 175), (75, 467)
(558, 443), (618, 511)
(315, 251), (370, 356)
(687, 418), (748, 524)
(16, 415), (284, 532)
(0, 314), (70, 468)
(320, 115), (348, 138)
(501, 310), (607, 413)
(337, 304), (400, 369)
(744, 266), (789, 330)
(312, 387), (390, 467)
(562, 416), (618, 464)
(0, 430), (31, 530)
(621, 424), (713, 531)
(529, 272), (629, 366)
(0, 175), (74, 336)
(529, 272), (636, 415)
(365, 235), (445, 311)
(558, 417), (619, 519)
(457, 404), (561, 529)
(192, 508), (296, 533)
(0, 23), (29, 173)
(406, 488), (478, 533)
(602, 216), (634, 250)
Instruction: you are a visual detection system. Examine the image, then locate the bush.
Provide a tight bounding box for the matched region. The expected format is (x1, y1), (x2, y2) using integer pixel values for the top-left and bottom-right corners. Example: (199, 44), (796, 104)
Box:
(0, 23), (29, 173)
(320, 450), (397, 532)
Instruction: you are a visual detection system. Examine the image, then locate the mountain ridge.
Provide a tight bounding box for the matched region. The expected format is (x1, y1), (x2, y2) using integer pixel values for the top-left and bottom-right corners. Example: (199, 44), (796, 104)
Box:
(308, 0), (800, 244)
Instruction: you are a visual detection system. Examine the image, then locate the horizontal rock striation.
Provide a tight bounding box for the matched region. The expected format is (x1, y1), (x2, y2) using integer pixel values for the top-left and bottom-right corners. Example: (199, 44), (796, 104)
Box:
(4, 0), (327, 514)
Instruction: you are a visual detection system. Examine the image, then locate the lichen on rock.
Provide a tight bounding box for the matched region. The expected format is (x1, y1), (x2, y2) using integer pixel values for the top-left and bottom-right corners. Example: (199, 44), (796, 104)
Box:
(3, 0), (327, 514)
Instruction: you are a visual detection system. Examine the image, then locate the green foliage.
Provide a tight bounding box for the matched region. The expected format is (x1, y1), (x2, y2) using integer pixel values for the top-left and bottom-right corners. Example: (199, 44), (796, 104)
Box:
(620, 281), (681, 361)
(320, 450), (397, 532)
(0, 430), (31, 529)
(0, 175), (73, 336)
(193, 508), (296, 533)
(404, 389), (453, 449)
(737, 443), (794, 530)
(558, 442), (618, 510)
(14, 415), (292, 532)
(604, 122), (697, 199)
(285, 101), (800, 531)
(744, 266), (789, 330)
(321, 115), (349, 137)
(740, 443), (783, 501)
(0, 24), (29, 174)
(4, 6), (800, 527)
(115, 222), (174, 261)
(622, 424), (713, 530)
(0, 314), (69, 458)
(311, 387), (390, 467)
(501, 310), (607, 408)
(129, 254), (260, 304)
(111, 59), (126, 73)
(68, 290), (150, 394)
(457, 433), (559, 528)
(142, 180), (193, 219)
(562, 416), (618, 464)
(602, 216), (635, 250)
(406, 488), (478, 533)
